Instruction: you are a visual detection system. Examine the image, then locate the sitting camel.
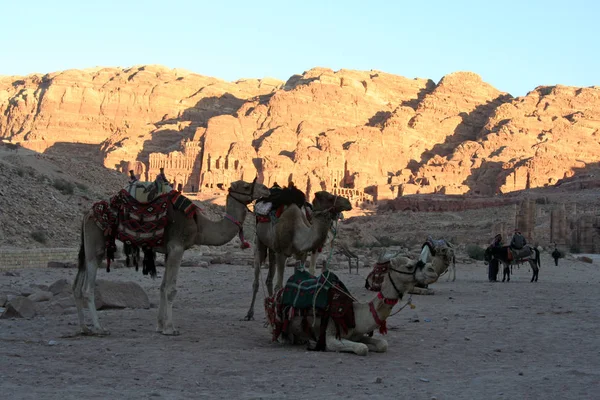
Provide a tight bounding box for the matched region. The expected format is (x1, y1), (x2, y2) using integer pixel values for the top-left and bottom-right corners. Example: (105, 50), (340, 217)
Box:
(267, 255), (440, 356)
(73, 179), (269, 335)
(484, 244), (541, 282)
(366, 239), (455, 295)
(244, 191), (352, 320)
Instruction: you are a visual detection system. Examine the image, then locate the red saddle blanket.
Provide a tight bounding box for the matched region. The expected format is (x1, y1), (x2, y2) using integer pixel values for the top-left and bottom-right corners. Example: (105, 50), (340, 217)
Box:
(92, 189), (197, 248)
(365, 262), (390, 292)
(114, 189), (171, 247)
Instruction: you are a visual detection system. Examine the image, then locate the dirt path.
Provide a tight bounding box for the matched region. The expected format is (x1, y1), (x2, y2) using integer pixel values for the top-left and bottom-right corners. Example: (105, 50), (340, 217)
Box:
(1, 253), (599, 399)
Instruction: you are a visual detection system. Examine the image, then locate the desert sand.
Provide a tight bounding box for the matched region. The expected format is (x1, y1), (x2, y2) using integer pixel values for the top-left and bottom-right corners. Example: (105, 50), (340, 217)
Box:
(1, 251), (599, 400)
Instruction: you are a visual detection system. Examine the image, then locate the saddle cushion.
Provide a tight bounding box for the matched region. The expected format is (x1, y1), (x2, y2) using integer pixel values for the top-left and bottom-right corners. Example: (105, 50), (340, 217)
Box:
(254, 201), (272, 216)
(126, 181), (173, 203)
(281, 269), (331, 310)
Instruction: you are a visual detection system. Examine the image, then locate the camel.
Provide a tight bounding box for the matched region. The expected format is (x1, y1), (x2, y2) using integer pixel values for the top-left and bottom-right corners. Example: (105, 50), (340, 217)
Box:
(73, 179), (270, 335)
(244, 191), (352, 321)
(366, 239), (455, 295)
(484, 245), (541, 282)
(419, 239), (456, 281)
(268, 254), (443, 356)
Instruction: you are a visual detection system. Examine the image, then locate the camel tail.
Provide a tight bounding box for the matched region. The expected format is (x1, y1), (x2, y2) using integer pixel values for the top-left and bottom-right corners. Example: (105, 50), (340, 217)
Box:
(78, 218), (86, 272)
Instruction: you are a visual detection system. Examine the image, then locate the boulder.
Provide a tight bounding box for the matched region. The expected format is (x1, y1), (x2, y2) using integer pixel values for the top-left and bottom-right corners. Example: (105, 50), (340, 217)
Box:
(94, 280), (150, 310)
(1, 296), (36, 318)
(28, 291), (54, 302)
(49, 278), (73, 296)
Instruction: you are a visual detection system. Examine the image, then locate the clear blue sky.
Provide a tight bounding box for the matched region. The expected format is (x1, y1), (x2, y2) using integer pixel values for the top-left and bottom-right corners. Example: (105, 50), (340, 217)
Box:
(1, 0), (597, 96)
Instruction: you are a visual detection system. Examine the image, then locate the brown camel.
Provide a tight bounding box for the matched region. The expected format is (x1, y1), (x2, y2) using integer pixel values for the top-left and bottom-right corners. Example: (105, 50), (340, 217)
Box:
(244, 191), (352, 320)
(73, 179), (270, 335)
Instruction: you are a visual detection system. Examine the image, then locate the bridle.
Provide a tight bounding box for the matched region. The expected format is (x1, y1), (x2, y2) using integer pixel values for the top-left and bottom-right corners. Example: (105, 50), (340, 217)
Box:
(386, 261), (420, 299)
(312, 195), (344, 221)
(224, 177), (258, 249)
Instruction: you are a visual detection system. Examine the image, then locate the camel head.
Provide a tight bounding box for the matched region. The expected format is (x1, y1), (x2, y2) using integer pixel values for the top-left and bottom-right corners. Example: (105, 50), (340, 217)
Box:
(312, 191), (353, 215)
(431, 245), (455, 277)
(383, 256), (438, 294)
(228, 179), (270, 204)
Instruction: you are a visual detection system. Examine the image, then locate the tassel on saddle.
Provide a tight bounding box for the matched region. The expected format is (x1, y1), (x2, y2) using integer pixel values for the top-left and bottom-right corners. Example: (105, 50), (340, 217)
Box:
(142, 247), (157, 278)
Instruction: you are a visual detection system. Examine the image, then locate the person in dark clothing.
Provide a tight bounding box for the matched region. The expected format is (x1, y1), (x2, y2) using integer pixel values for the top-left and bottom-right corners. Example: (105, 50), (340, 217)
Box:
(488, 234), (503, 282)
(551, 244), (561, 266)
(510, 230), (526, 250)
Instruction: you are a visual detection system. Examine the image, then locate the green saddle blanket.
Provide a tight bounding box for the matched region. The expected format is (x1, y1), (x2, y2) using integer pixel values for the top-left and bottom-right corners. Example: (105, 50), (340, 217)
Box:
(126, 181), (173, 203)
(281, 269), (349, 310)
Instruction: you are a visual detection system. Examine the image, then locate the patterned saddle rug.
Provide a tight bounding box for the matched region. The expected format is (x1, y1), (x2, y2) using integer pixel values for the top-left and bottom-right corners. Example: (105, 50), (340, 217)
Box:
(266, 270), (355, 346)
(91, 187), (198, 276)
(365, 251), (410, 291)
(126, 181), (173, 203)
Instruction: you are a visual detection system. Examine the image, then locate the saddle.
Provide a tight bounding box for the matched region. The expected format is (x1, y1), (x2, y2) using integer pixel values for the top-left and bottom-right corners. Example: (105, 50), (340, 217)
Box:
(267, 270), (355, 347)
(509, 245), (532, 261)
(126, 181), (173, 203)
(91, 183), (199, 276)
(365, 250), (402, 291)
(255, 201), (313, 224)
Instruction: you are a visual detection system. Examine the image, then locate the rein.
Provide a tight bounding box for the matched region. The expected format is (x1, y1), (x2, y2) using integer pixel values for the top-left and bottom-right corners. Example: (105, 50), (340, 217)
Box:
(224, 213), (251, 249)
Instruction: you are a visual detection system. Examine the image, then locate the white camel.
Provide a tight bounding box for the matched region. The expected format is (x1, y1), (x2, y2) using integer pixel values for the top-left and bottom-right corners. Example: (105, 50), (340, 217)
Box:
(270, 249), (452, 355)
(244, 191), (352, 320)
(419, 239), (456, 281)
(73, 179), (269, 335)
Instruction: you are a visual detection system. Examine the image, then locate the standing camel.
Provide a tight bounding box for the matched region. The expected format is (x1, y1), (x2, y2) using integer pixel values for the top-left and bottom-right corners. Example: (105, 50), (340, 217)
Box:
(244, 191), (352, 320)
(73, 179), (269, 335)
(268, 254), (442, 355)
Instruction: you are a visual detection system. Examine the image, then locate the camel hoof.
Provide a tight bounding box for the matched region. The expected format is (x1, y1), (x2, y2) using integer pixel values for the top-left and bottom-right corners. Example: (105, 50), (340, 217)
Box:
(81, 327), (110, 336)
(161, 329), (180, 336)
(242, 313), (254, 321)
(355, 344), (369, 356)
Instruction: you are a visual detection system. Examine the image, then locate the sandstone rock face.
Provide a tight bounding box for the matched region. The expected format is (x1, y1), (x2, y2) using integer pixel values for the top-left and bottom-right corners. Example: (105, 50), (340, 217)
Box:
(2, 65), (600, 200)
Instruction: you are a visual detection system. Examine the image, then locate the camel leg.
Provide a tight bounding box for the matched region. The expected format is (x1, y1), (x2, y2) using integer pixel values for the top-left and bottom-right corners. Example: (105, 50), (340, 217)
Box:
(157, 244), (183, 335)
(358, 335), (388, 353)
(273, 253), (287, 292)
(308, 252), (318, 276)
(265, 249), (276, 296)
(325, 336), (369, 356)
(73, 216), (107, 335)
(244, 241), (267, 321)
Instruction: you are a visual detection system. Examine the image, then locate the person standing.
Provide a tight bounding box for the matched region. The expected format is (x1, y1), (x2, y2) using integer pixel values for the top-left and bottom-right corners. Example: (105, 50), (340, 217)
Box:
(488, 234), (503, 282)
(551, 244), (561, 266)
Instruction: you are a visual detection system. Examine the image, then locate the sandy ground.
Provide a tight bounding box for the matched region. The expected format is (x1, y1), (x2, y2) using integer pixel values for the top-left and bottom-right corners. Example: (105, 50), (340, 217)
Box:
(1, 252), (599, 400)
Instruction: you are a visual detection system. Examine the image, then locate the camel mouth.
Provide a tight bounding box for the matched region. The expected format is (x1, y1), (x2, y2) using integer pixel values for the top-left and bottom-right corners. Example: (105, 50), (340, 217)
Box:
(333, 200), (353, 213)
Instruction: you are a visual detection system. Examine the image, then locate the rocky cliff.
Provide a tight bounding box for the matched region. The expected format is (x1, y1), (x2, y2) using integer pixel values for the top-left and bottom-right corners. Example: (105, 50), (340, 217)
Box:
(2, 65), (600, 201)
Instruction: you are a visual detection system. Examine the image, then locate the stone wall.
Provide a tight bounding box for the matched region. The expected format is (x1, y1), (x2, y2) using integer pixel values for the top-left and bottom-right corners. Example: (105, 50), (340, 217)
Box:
(0, 248), (78, 270)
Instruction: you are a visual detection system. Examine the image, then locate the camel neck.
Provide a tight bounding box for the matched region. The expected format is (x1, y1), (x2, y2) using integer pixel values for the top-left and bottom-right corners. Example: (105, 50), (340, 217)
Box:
(354, 294), (395, 335)
(195, 194), (247, 246)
